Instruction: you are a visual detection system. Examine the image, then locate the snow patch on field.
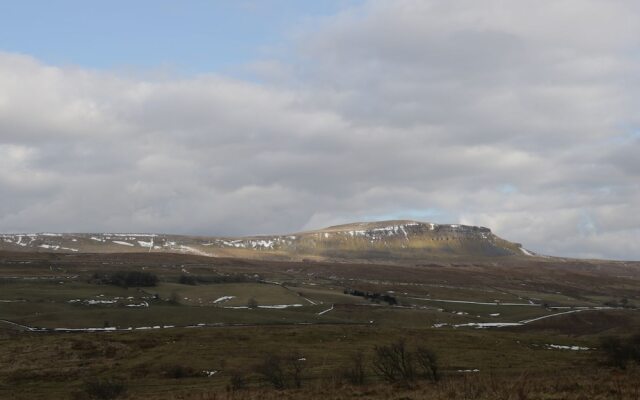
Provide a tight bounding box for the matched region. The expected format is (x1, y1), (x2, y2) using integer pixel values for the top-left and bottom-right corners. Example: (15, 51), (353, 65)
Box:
(68, 299), (118, 305)
(410, 297), (536, 306)
(38, 244), (78, 252)
(454, 322), (523, 328)
(112, 241), (134, 247)
(111, 233), (157, 237)
(317, 305), (334, 315)
(223, 304), (303, 310)
(547, 344), (590, 351)
(258, 304), (303, 309)
(213, 296), (235, 304)
(126, 302), (149, 308)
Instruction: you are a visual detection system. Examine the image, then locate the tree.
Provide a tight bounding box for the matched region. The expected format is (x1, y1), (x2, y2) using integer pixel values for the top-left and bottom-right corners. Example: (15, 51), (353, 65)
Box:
(372, 339), (415, 386)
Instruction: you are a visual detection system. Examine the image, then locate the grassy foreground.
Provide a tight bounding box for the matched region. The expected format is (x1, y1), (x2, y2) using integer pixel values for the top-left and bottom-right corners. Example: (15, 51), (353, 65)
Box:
(1, 322), (639, 399)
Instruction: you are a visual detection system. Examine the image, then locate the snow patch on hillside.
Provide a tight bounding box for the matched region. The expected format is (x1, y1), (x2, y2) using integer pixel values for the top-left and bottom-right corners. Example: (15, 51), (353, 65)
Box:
(520, 247), (535, 256)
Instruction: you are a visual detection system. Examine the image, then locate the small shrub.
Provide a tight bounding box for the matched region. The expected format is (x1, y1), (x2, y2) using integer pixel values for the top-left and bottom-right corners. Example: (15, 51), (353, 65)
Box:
(168, 291), (181, 305)
(247, 297), (259, 309)
(255, 353), (286, 389)
(342, 351), (366, 385)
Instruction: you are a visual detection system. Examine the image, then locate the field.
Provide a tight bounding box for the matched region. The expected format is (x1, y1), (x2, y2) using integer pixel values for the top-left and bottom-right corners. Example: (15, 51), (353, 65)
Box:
(1, 251), (640, 399)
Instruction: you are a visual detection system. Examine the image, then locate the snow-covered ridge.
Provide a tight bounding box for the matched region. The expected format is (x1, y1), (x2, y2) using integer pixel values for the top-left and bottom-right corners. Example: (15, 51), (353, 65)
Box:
(315, 221), (494, 243)
(210, 236), (294, 250)
(0, 220), (531, 257)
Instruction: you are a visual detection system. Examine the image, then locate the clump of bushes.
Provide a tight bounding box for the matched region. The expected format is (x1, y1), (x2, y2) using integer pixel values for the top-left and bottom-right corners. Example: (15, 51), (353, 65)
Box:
(253, 341), (438, 390)
(600, 334), (640, 369)
(372, 339), (439, 387)
(344, 288), (397, 305)
(179, 274), (198, 285)
(255, 353), (307, 389)
(90, 271), (158, 288)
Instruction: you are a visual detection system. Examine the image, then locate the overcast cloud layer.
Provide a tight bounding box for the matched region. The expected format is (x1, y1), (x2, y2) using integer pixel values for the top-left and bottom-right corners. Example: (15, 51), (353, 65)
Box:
(1, 0), (639, 260)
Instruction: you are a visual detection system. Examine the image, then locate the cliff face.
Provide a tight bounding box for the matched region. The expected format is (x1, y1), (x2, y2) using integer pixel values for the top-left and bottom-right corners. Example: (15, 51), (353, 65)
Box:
(285, 221), (528, 259)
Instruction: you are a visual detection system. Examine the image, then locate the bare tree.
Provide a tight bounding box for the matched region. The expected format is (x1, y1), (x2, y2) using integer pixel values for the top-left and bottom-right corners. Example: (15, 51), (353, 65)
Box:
(372, 339), (416, 386)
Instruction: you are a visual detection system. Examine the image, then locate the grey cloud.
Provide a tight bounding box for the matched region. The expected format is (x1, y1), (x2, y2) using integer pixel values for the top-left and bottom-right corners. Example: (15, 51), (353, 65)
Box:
(1, 1), (640, 259)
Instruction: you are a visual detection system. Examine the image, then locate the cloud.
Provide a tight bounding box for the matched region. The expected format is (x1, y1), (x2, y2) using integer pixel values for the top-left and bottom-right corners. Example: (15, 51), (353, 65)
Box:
(1, 0), (640, 260)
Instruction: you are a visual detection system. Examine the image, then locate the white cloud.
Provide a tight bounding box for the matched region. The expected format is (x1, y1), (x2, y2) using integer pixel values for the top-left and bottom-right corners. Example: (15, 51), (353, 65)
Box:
(1, 0), (640, 260)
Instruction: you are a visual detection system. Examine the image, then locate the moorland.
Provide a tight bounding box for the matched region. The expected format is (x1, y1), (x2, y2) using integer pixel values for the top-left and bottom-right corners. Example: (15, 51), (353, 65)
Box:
(1, 221), (640, 399)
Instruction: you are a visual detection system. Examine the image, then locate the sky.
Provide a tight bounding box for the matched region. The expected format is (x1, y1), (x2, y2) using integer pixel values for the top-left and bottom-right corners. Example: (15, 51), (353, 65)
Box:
(1, 0), (639, 260)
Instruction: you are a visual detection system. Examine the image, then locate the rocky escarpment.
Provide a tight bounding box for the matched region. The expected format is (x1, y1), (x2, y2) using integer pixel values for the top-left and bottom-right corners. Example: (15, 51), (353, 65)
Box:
(0, 220), (535, 261)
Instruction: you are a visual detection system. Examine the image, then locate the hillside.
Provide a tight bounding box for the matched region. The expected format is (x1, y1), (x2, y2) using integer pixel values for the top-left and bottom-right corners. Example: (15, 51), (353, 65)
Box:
(0, 220), (535, 262)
